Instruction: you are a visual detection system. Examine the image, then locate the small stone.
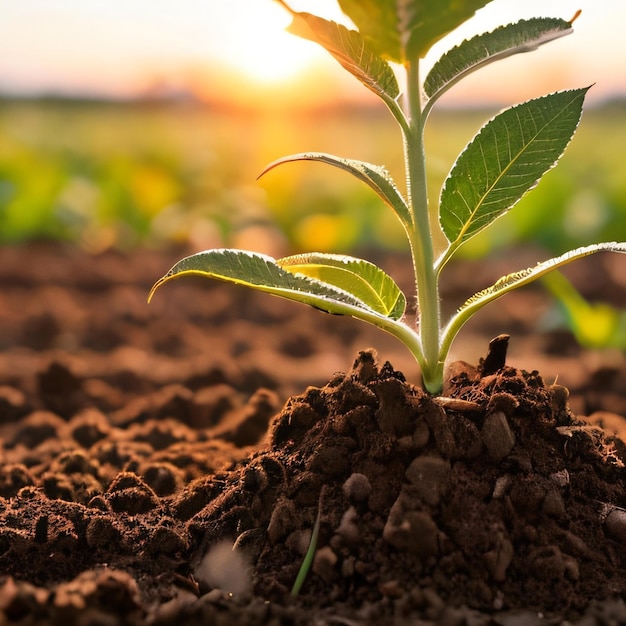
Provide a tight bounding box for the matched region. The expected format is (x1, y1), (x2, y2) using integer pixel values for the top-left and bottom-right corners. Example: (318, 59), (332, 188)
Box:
(492, 475), (511, 499)
(312, 546), (338, 582)
(342, 473), (371, 504)
(267, 498), (296, 544)
(335, 506), (360, 546)
(605, 507), (626, 543)
(285, 528), (311, 556)
(481, 411), (515, 461)
(405, 456), (451, 506)
(424, 405), (456, 457)
(383, 506), (440, 557)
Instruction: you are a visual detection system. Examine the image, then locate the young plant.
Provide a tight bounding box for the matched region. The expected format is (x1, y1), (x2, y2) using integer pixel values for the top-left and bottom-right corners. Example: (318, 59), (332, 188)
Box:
(149, 0), (626, 394)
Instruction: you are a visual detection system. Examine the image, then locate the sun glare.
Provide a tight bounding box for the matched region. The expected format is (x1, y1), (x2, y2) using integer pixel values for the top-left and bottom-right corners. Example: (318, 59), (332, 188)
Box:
(213, 2), (324, 85)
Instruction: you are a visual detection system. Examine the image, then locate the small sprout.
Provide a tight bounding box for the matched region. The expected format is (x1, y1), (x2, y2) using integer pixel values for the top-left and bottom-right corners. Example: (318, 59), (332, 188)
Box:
(291, 491), (323, 597)
(149, 1), (626, 394)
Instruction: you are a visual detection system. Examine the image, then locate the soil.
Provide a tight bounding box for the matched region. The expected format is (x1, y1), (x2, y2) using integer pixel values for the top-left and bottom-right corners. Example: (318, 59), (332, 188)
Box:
(1, 242), (626, 626)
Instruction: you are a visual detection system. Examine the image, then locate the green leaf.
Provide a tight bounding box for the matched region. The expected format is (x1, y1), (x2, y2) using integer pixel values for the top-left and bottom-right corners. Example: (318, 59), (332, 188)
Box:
(148, 248), (400, 320)
(259, 152), (412, 229)
(439, 87), (589, 262)
(337, 0), (496, 62)
(278, 253), (406, 319)
(425, 18), (574, 102)
(441, 243), (626, 355)
(285, 11), (399, 102)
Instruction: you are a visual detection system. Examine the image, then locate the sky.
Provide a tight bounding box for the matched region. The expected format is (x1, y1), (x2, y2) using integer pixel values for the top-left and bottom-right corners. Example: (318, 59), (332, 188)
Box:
(1, 0), (625, 107)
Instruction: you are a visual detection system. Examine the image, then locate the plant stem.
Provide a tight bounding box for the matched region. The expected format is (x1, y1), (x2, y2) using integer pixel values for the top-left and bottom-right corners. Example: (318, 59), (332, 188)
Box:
(403, 60), (442, 393)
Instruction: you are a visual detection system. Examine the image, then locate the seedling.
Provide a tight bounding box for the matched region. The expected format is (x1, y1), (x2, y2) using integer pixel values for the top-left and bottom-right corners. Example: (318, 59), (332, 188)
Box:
(291, 490), (323, 596)
(149, 0), (626, 393)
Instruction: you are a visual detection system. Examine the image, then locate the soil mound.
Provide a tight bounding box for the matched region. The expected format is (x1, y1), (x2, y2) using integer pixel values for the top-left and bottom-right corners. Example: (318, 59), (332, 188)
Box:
(2, 350), (626, 625)
(188, 351), (626, 619)
(1, 244), (626, 625)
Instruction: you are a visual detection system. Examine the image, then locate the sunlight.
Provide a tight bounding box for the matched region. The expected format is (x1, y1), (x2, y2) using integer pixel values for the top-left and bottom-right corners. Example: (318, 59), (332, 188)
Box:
(214, 2), (324, 85)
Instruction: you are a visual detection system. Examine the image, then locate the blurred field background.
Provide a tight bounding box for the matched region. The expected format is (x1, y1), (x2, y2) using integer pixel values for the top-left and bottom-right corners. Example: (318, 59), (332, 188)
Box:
(2, 0), (626, 360)
(2, 97), (626, 260)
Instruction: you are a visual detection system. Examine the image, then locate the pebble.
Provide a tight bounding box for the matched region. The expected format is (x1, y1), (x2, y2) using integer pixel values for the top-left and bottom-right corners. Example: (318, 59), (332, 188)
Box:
(542, 489), (567, 520)
(342, 472), (372, 504)
(405, 456), (451, 506)
(481, 412), (515, 461)
(312, 546), (338, 582)
(285, 528), (311, 556)
(267, 497), (296, 544)
(492, 475), (511, 499)
(604, 506), (626, 543)
(335, 506), (360, 546)
(383, 505), (440, 557)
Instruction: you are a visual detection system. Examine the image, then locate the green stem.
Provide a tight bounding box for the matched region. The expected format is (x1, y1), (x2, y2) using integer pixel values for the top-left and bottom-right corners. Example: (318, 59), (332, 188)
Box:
(403, 61), (442, 393)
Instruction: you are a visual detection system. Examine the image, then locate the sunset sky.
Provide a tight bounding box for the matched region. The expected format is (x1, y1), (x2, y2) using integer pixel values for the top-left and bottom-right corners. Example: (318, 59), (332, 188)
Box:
(1, 0), (625, 107)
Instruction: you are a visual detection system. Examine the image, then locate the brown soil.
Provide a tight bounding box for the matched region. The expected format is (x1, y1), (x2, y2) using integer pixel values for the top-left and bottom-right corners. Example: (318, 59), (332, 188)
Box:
(1, 242), (626, 625)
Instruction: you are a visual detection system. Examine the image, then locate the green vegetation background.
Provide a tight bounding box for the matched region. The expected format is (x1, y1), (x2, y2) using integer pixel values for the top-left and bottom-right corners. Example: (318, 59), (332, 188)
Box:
(1, 99), (625, 258)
